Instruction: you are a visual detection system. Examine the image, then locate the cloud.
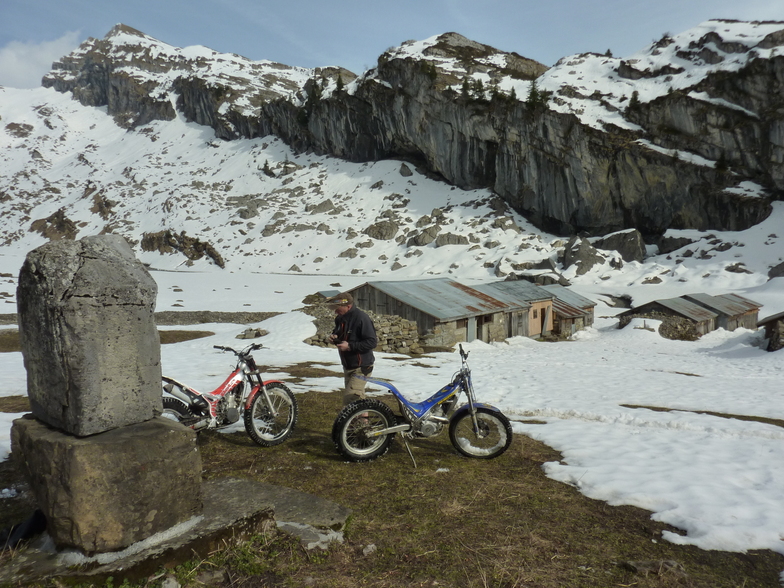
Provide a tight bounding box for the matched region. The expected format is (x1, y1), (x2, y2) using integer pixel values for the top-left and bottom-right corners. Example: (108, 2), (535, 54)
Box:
(0, 32), (82, 89)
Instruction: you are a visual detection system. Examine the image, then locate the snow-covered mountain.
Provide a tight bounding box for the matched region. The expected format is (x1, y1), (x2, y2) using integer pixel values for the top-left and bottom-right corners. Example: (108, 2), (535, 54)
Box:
(0, 19), (783, 314)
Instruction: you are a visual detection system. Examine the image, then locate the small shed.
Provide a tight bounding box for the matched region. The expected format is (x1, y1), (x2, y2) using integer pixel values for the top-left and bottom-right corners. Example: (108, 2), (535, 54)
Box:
(477, 280), (555, 338)
(540, 284), (597, 335)
(347, 278), (529, 346)
(618, 297), (718, 336)
(681, 293), (761, 331)
(758, 311), (784, 352)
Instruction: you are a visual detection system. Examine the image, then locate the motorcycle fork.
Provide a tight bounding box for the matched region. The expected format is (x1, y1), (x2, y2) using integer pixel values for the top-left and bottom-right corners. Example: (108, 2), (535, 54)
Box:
(248, 371), (279, 417)
(462, 378), (485, 437)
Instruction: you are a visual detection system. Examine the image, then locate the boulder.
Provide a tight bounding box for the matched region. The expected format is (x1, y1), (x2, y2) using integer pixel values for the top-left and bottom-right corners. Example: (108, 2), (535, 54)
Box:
(17, 234), (161, 437)
(11, 415), (202, 553)
(594, 229), (646, 262)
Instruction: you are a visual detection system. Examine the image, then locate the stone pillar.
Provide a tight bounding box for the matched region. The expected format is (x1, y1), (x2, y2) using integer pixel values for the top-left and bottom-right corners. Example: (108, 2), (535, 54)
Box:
(17, 234), (161, 436)
(11, 234), (202, 553)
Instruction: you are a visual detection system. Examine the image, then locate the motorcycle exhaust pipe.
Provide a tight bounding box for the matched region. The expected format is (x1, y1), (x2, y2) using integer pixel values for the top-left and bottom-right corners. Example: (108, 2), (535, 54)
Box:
(165, 386), (195, 408)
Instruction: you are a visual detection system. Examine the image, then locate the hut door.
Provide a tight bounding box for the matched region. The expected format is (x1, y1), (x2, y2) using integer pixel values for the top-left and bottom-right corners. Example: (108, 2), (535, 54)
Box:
(467, 317), (477, 342)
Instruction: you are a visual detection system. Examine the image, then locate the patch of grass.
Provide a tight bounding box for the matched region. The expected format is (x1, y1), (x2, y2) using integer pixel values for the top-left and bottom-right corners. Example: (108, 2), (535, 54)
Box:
(0, 329), (215, 351)
(0, 330), (19, 353)
(158, 330), (214, 345)
(0, 396), (29, 413)
(254, 361), (341, 383)
(622, 403), (784, 429)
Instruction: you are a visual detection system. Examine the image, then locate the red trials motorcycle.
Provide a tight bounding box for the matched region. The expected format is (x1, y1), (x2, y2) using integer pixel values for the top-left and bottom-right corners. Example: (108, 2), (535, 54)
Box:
(161, 343), (297, 446)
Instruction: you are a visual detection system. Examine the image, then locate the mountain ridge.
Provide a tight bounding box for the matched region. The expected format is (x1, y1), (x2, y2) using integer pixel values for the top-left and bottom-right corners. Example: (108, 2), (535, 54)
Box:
(37, 19), (784, 237)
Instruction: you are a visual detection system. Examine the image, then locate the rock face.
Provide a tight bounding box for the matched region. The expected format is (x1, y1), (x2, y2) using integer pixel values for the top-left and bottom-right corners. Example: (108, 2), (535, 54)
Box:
(41, 22), (783, 236)
(17, 234), (161, 436)
(11, 415), (202, 552)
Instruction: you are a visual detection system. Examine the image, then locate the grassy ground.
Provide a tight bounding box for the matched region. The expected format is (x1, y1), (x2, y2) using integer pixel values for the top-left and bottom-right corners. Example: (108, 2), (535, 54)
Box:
(0, 329), (214, 352)
(0, 351), (781, 586)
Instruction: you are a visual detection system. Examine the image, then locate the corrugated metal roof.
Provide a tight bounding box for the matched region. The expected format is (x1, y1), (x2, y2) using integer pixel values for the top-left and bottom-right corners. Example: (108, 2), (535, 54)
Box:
(682, 293), (761, 316)
(717, 293), (762, 312)
(470, 282), (531, 310)
(355, 278), (524, 321)
(540, 284), (597, 310)
(550, 298), (584, 319)
(480, 280), (554, 303)
(649, 297), (718, 322)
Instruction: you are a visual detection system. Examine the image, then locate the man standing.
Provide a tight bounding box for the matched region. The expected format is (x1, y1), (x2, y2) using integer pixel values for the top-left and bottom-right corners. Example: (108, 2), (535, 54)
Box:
(327, 292), (377, 405)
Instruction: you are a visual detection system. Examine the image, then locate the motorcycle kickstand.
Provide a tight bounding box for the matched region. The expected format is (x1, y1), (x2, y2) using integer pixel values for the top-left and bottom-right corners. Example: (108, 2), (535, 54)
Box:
(402, 436), (417, 469)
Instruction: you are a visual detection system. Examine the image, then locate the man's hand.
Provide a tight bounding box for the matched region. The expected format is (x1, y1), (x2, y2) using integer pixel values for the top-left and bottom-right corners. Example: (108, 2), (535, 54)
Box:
(335, 341), (350, 352)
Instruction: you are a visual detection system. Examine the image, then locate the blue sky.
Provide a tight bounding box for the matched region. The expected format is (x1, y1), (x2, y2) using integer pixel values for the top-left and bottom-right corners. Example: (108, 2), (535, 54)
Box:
(1, 0), (783, 88)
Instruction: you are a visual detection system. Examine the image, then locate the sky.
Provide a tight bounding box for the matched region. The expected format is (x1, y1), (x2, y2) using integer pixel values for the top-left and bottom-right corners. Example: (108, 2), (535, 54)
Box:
(1, 0), (784, 88)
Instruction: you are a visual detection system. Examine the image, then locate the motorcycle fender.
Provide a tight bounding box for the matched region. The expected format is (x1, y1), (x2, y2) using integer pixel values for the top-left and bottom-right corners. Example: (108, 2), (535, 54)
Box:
(244, 379), (285, 409)
(450, 403), (503, 421)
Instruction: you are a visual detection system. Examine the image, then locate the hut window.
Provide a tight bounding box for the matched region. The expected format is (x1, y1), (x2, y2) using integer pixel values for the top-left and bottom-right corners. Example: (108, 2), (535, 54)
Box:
(457, 319), (467, 329)
(533, 309), (538, 319)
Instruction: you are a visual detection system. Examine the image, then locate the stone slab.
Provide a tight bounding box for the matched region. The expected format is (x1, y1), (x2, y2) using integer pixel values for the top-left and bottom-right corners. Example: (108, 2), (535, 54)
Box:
(0, 477), (352, 585)
(11, 415), (201, 553)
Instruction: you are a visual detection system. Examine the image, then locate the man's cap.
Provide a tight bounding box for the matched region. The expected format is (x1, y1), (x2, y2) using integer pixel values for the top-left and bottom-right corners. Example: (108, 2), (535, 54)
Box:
(326, 292), (353, 306)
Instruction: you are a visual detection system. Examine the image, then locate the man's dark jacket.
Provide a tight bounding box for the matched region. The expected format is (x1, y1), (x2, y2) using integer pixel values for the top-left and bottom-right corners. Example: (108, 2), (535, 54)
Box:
(332, 306), (377, 370)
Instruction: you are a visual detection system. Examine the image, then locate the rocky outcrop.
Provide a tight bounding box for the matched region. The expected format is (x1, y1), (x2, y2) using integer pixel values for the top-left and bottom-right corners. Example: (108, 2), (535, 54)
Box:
(141, 229), (225, 268)
(594, 229), (646, 262)
(42, 23), (784, 236)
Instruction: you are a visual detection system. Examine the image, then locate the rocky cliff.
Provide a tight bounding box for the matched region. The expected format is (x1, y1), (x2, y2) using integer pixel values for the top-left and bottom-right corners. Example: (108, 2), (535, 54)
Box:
(42, 20), (784, 237)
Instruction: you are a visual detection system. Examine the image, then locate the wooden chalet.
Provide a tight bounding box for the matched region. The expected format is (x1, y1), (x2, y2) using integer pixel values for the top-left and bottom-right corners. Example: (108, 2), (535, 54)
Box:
(617, 297), (718, 336)
(540, 284), (597, 336)
(681, 293), (761, 331)
(475, 280), (555, 338)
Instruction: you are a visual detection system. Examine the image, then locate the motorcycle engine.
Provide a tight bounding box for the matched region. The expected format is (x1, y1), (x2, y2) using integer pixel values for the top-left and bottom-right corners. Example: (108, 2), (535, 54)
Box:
(418, 419), (444, 437)
(217, 394), (242, 425)
(417, 405), (446, 437)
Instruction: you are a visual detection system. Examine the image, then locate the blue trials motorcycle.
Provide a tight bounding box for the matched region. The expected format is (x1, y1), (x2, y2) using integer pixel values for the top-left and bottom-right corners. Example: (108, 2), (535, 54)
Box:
(331, 345), (513, 465)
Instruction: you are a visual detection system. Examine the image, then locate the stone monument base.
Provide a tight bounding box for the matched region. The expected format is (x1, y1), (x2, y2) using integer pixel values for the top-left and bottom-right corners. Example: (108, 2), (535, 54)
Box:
(11, 415), (202, 553)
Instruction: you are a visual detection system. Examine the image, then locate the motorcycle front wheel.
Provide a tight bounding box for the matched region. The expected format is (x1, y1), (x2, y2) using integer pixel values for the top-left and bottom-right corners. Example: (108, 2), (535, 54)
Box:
(161, 396), (193, 423)
(449, 407), (513, 459)
(332, 398), (396, 462)
(244, 382), (298, 447)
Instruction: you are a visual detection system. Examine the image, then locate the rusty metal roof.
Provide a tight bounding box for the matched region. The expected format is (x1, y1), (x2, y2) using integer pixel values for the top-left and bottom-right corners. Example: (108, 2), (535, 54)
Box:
(682, 293), (761, 317)
(549, 298), (584, 319)
(646, 298), (719, 322)
(354, 278), (526, 321)
(479, 280), (554, 303)
(540, 284), (597, 310)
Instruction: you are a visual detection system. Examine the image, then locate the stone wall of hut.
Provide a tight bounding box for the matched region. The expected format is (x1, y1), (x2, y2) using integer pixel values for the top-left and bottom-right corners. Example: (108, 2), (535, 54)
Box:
(305, 305), (424, 354)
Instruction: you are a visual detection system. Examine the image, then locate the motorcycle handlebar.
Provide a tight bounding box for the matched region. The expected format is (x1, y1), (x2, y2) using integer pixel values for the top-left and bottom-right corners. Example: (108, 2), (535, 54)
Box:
(213, 343), (264, 355)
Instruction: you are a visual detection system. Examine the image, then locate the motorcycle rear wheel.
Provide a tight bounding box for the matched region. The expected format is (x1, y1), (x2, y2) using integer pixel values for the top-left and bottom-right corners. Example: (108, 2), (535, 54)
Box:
(244, 382), (298, 447)
(449, 407), (513, 459)
(161, 396), (193, 423)
(332, 398), (396, 462)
